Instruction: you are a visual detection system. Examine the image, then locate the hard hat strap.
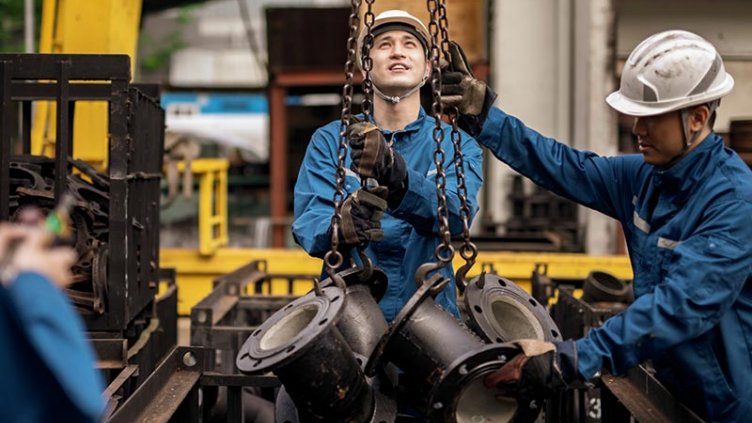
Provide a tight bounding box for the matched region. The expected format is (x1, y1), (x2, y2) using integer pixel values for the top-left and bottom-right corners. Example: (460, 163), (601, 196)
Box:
(680, 99), (719, 149)
(373, 73), (429, 104)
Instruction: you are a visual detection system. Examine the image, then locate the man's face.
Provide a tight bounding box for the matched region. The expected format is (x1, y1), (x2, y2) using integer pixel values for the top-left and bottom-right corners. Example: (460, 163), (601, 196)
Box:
(632, 111), (686, 166)
(368, 30), (428, 96)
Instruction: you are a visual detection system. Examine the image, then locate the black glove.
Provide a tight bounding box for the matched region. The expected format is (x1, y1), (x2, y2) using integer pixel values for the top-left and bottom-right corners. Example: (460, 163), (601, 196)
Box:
(347, 122), (408, 207)
(483, 339), (579, 399)
(338, 186), (388, 248)
(441, 41), (497, 138)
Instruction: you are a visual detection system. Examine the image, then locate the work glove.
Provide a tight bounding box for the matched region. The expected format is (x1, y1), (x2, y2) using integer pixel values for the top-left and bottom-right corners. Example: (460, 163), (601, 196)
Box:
(338, 186), (388, 249)
(483, 339), (579, 399)
(441, 41), (497, 138)
(347, 122), (408, 208)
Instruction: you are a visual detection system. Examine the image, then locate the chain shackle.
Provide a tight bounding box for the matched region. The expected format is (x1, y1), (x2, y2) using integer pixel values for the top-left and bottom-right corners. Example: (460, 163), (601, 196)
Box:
(325, 0), (362, 276)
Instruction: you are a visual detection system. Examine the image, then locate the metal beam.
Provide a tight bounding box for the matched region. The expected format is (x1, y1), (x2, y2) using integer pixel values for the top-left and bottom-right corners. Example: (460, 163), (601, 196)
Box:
(601, 366), (705, 423)
(109, 347), (206, 423)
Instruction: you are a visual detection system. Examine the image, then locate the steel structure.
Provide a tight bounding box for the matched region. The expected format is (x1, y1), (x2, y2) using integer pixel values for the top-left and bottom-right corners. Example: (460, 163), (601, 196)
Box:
(0, 53), (163, 331)
(548, 285), (704, 423)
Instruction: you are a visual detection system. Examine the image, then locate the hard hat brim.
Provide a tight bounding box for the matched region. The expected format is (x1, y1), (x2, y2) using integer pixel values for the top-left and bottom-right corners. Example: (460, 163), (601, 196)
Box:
(606, 73), (735, 117)
(368, 15), (431, 48)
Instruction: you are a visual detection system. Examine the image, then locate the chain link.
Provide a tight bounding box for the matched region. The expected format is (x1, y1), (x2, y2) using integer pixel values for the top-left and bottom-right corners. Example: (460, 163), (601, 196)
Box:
(437, 0), (451, 64)
(360, 0), (375, 118)
(324, 0), (361, 275)
(450, 110), (478, 263)
(438, 0), (477, 265)
(426, 0), (454, 265)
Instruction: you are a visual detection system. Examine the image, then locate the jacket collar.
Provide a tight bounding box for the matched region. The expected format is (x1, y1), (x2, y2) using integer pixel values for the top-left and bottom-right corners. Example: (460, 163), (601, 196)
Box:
(652, 132), (723, 197)
(361, 107), (427, 135)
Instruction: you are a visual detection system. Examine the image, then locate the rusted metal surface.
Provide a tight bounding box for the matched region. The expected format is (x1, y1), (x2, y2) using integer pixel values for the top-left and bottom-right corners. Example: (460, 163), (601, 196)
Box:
(92, 338), (128, 369)
(551, 287), (703, 423)
(600, 366), (705, 423)
(0, 54), (164, 331)
(191, 260), (278, 352)
(109, 347), (206, 423)
(268, 82), (288, 248)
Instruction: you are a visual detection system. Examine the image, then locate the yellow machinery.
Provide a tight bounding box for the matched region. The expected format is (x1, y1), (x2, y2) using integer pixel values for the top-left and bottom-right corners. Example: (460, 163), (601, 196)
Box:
(176, 158), (229, 256)
(33, 0), (143, 166)
(161, 248), (633, 315)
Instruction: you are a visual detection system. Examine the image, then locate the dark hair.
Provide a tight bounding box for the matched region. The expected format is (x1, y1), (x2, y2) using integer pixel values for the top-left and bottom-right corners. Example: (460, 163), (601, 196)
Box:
(371, 23), (429, 55)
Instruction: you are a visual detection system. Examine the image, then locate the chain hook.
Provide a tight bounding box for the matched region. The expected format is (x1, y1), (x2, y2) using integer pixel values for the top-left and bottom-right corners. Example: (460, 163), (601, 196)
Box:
(356, 247), (374, 281)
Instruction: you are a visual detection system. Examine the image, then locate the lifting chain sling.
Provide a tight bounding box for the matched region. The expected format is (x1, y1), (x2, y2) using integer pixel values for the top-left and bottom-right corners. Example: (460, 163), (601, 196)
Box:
(323, 0), (378, 285)
(360, 0), (376, 120)
(415, 0), (477, 288)
(426, 0), (454, 269)
(437, 0), (478, 290)
(323, 0), (362, 283)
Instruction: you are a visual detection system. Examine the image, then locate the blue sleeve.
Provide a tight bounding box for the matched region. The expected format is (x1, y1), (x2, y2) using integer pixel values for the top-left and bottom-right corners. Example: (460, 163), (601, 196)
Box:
(575, 200), (752, 379)
(477, 107), (639, 221)
(391, 130), (484, 236)
(7, 272), (105, 421)
(292, 127), (340, 257)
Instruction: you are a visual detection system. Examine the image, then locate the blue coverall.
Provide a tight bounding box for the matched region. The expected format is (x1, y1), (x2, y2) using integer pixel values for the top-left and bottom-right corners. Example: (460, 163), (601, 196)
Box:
(293, 108), (483, 321)
(0, 272), (105, 422)
(477, 106), (752, 422)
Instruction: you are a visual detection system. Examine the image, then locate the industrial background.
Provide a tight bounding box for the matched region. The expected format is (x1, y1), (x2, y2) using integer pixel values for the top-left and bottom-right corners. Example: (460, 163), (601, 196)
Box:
(0, 0), (750, 421)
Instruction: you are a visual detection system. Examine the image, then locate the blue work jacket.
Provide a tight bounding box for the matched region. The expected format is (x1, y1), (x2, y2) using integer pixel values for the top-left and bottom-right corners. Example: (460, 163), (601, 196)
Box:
(477, 107), (752, 422)
(0, 272), (105, 422)
(293, 108), (483, 321)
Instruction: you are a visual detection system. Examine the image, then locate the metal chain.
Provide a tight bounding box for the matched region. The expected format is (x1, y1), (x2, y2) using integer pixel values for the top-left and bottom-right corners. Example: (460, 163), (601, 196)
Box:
(426, 0), (454, 265)
(438, 0), (477, 266)
(437, 0), (451, 64)
(324, 0), (361, 276)
(360, 0), (376, 118)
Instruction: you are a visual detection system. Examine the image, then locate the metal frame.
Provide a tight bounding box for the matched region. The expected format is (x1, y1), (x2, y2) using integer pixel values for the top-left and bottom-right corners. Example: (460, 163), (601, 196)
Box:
(0, 53), (164, 331)
(190, 260), (297, 356)
(551, 287), (704, 423)
(600, 366), (705, 423)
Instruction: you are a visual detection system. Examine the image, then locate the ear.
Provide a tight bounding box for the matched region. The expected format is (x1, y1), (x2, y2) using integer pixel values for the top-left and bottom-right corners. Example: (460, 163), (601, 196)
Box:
(689, 105), (710, 131)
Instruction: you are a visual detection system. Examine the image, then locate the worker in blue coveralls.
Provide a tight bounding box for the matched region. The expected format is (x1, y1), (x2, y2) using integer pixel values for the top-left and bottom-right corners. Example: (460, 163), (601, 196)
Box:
(441, 31), (752, 422)
(293, 10), (483, 322)
(0, 223), (104, 422)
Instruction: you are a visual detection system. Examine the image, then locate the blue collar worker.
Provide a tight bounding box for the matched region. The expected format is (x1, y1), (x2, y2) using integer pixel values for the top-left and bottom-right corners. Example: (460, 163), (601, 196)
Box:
(445, 30), (752, 422)
(292, 10), (483, 321)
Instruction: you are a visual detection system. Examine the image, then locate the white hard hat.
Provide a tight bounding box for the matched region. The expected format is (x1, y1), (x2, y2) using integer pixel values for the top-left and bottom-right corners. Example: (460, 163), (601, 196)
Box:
(606, 30), (734, 117)
(358, 10), (431, 63)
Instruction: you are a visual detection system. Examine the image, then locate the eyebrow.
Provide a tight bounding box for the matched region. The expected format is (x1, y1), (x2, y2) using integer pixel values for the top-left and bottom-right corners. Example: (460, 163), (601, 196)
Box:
(375, 33), (420, 44)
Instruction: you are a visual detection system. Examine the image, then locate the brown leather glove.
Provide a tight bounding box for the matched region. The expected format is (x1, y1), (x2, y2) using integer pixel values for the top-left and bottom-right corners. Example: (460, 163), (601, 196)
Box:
(347, 122), (408, 207)
(484, 339), (578, 399)
(338, 186), (388, 248)
(441, 41), (497, 137)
